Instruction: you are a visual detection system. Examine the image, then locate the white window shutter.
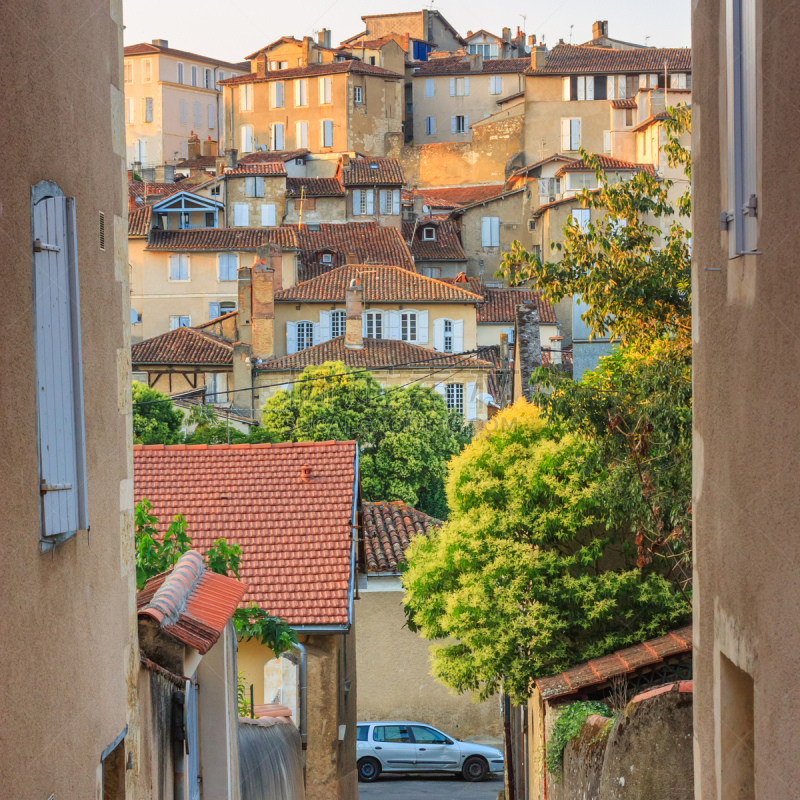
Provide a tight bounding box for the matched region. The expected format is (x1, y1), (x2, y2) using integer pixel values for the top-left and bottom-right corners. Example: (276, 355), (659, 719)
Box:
(464, 115), (469, 130)
(639, 74), (647, 88)
(491, 217), (500, 246)
(234, 204), (249, 226)
(180, 99), (188, 125)
(432, 318), (445, 351)
(169, 254), (179, 279)
(361, 311), (367, 337)
(208, 104), (215, 128)
(451, 116), (456, 134)
(618, 75), (626, 99)
(33, 192), (88, 539)
(379, 190), (387, 215)
(417, 310), (429, 343)
(604, 130), (611, 152)
(194, 101), (201, 126)
(269, 82), (276, 108)
(294, 80), (300, 105)
(607, 76), (615, 100)
(649, 73), (658, 87)
(453, 319), (464, 353)
(570, 119), (580, 151)
(209, 302), (220, 319)
(353, 189), (362, 215)
(312, 322), (320, 345)
(450, 77), (455, 96)
(481, 217), (491, 246)
(561, 119), (570, 150)
(577, 76), (585, 101)
(319, 310), (331, 341)
(426, 78), (434, 97)
(386, 310), (400, 339)
(286, 321), (298, 354)
(245, 176), (255, 196)
(392, 189), (400, 215)
(464, 76), (470, 95)
(434, 382), (446, 398)
(562, 77), (570, 101)
(319, 77), (325, 103)
(256, 177), (265, 197)
(366, 189), (374, 215)
(586, 77), (594, 100)
(465, 381), (477, 421)
(261, 204), (276, 226)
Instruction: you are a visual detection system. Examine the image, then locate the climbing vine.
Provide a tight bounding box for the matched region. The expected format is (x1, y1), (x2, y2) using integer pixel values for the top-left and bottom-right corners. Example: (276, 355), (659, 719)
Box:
(545, 701), (615, 777)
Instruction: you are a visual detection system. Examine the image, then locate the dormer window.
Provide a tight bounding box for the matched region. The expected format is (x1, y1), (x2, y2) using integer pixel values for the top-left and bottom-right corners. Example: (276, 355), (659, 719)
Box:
(319, 252), (334, 265)
(422, 227), (436, 241)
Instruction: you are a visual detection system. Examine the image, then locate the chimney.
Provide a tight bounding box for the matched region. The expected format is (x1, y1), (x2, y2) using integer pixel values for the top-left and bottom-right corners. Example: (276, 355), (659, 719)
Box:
(300, 464), (313, 481)
(404, 33), (410, 53)
(133, 160), (142, 176)
(531, 44), (547, 70)
(317, 28), (332, 49)
(345, 278), (364, 349)
(528, 34), (537, 46)
(225, 149), (238, 170)
(250, 257), (275, 360)
(502, 27), (511, 42)
(341, 153), (350, 168)
(468, 53), (483, 72)
(516, 303), (541, 401)
(466, 30), (473, 37)
(412, 194), (424, 218)
(140, 166), (156, 183)
(187, 132), (201, 160)
(154, 164), (175, 183)
(345, 250), (358, 265)
(592, 20), (609, 40)
(202, 137), (217, 157)
(151, 39), (168, 47)
(215, 156), (226, 177)
(257, 242), (283, 293)
(237, 267), (252, 343)
(256, 55), (267, 78)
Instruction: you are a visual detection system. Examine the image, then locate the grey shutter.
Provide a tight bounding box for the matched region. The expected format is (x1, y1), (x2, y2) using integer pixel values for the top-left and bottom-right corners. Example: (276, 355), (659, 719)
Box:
(392, 189), (400, 215)
(32, 190), (88, 541)
(451, 116), (456, 134)
(186, 675), (201, 800)
(209, 302), (221, 319)
(450, 78), (455, 96)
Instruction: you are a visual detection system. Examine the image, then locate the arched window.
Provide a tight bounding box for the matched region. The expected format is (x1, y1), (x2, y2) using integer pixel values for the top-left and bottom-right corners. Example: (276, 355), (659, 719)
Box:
(297, 321), (314, 350)
(331, 309), (346, 338)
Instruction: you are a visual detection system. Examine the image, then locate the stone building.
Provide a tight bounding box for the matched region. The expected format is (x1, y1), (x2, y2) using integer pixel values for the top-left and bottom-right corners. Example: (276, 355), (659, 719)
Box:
(123, 40), (248, 166)
(692, 0), (800, 796)
(1, 2), (137, 798)
(339, 156), (406, 228)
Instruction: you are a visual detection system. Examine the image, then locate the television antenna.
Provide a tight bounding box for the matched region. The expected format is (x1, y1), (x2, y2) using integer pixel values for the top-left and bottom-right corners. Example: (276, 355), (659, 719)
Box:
(645, 35), (651, 47)
(569, 25), (574, 44)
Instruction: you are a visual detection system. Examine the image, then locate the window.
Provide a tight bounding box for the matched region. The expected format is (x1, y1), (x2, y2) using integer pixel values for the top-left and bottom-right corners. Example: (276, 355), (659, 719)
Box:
(211, 185), (221, 196)
(144, 97), (154, 123)
(319, 76), (332, 104)
(570, 172), (595, 190)
(401, 311), (417, 342)
(593, 75), (607, 100)
(278, 61), (288, 70)
(141, 58), (152, 82)
(261, 204), (276, 226)
(422, 226), (436, 241)
(180, 99), (188, 125)
(191, 65), (198, 86)
(218, 254), (238, 280)
(379, 189), (401, 215)
(357, 726), (369, 743)
(352, 189), (374, 215)
(490, 75), (502, 95)
(32, 188), (89, 542)
(240, 84), (253, 111)
(169, 254), (190, 280)
(132, 310), (142, 325)
(481, 216), (500, 247)
(204, 68), (212, 88)
(425, 78), (435, 97)
(571, 208), (591, 231)
(295, 79), (308, 106)
(204, 211), (216, 227)
(296, 121), (308, 148)
(331, 309), (346, 338)
(241, 125), (253, 152)
(319, 252), (333, 264)
(245, 176), (265, 197)
(670, 72), (688, 89)
(177, 62), (184, 84)
(412, 41), (431, 61)
(452, 115), (468, 134)
(538, 177), (559, 196)
(124, 61), (133, 83)
(354, 86), (363, 103)
(626, 75), (637, 98)
(425, 116), (435, 135)
(604, 130), (611, 152)
(369, 56), (376, 65)
(170, 315), (191, 329)
(410, 726), (447, 745)
(625, 108), (633, 127)
(561, 118), (581, 150)
(208, 104), (215, 129)
(321, 119), (334, 148)
(445, 383), (464, 415)
(270, 81), (285, 108)
(726, 0), (758, 255)
(127, 98), (135, 124)
(297, 321), (314, 350)
(233, 203), (249, 226)
(450, 76), (469, 96)
(217, 70), (225, 89)
(179, 212), (191, 230)
(193, 101), (202, 127)
(271, 123), (285, 150)
(373, 726), (411, 744)
(364, 311), (382, 339)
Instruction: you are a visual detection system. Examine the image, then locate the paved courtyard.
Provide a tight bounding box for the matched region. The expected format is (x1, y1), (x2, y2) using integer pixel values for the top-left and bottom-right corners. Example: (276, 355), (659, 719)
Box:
(358, 773), (502, 799)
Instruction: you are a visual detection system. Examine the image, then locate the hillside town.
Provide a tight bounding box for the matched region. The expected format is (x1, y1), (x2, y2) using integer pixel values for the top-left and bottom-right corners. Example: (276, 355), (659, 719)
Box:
(3, 3), (798, 800)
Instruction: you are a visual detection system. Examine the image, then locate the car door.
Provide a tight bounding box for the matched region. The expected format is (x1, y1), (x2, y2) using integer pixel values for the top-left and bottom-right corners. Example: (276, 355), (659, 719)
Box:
(410, 725), (460, 770)
(371, 725), (417, 771)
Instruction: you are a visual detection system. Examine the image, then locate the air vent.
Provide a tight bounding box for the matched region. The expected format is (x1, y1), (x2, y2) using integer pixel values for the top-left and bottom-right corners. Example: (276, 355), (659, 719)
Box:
(528, 219), (537, 232)
(99, 211), (106, 251)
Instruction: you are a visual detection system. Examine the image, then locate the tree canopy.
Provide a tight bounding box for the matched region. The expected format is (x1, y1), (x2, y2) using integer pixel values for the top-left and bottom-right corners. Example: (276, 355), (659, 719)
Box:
(132, 382), (185, 444)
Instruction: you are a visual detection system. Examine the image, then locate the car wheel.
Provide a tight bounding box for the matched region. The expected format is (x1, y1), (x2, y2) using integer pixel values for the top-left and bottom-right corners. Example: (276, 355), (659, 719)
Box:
(462, 756), (488, 782)
(358, 757), (381, 783)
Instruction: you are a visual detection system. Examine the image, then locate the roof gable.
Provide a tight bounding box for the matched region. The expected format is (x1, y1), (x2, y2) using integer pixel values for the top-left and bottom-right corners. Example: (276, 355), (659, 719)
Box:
(151, 190), (224, 212)
(131, 325), (234, 366)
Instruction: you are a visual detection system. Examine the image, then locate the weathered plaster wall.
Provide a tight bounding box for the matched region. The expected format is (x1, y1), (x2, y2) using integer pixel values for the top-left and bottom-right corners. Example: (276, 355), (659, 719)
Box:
(347, 75), (404, 156)
(226, 173), (286, 227)
(0, 3), (138, 799)
(355, 590), (503, 739)
(284, 195), (347, 225)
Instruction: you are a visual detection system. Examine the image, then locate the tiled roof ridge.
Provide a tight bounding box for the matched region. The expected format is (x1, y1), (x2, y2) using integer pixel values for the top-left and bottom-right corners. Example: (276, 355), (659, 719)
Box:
(140, 550), (205, 626)
(133, 440), (357, 451)
(195, 310), (238, 328)
(123, 42), (248, 71)
(219, 60), (403, 84)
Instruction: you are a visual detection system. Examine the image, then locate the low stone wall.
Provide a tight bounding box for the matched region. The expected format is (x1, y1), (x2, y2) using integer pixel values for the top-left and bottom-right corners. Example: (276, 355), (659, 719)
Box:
(548, 714), (611, 800)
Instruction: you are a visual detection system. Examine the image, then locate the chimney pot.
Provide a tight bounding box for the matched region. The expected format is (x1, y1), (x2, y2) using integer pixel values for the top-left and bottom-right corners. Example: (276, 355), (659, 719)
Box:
(151, 39), (168, 47)
(300, 464), (313, 480)
(202, 137), (217, 158)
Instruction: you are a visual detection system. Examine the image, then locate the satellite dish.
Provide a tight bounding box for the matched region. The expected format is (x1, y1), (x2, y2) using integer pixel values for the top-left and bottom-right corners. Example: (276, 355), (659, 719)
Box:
(130, 308), (139, 325)
(422, 204), (430, 214)
(261, 144), (268, 152)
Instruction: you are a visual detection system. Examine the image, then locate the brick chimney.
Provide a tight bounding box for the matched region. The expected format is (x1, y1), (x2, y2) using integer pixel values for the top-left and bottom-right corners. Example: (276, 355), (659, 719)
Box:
(502, 27), (511, 42)
(257, 243), (283, 292)
(592, 20), (609, 40)
(187, 132), (201, 160)
(404, 33), (410, 53)
(341, 153), (350, 168)
(531, 45), (547, 70)
(345, 250), (358, 265)
(215, 156), (226, 177)
(202, 137), (217, 157)
(237, 266), (252, 343)
(225, 149), (238, 169)
(256, 55), (267, 77)
(345, 278), (364, 349)
(250, 257), (275, 360)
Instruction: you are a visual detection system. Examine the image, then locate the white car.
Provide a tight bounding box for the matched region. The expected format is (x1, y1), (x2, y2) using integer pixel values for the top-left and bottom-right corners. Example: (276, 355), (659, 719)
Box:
(356, 721), (504, 783)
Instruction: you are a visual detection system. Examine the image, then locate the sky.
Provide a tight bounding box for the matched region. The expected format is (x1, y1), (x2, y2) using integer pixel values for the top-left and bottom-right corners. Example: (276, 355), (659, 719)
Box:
(122, 0), (691, 64)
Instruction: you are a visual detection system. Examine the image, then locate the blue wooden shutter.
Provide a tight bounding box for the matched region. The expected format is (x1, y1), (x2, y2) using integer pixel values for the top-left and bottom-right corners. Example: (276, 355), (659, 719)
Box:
(32, 188), (88, 541)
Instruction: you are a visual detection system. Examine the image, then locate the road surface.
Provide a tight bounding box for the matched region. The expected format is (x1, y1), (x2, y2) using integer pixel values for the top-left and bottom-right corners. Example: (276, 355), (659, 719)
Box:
(358, 773), (502, 799)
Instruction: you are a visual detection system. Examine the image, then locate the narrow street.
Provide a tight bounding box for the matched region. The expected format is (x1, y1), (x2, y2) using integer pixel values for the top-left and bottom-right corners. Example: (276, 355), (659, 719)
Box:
(358, 774), (503, 799)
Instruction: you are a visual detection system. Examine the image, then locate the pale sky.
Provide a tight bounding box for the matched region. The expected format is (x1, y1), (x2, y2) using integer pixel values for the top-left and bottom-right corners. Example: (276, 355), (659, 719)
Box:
(122, 0), (691, 65)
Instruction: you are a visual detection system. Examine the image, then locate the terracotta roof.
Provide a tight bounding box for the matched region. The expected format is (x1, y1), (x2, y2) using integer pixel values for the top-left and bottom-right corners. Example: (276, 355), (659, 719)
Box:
(129, 181), (185, 201)
(498, 90), (525, 104)
(611, 98), (638, 109)
(129, 205), (153, 236)
(479, 288), (557, 324)
(510, 154), (575, 177)
(476, 344), (502, 399)
(146, 228), (297, 251)
(293, 222), (413, 277)
(340, 37), (397, 49)
(195, 310), (238, 330)
(526, 43), (692, 75)
(137, 550), (248, 654)
(133, 441), (359, 627)
(555, 154), (656, 177)
(340, 158), (405, 186)
(404, 184), (506, 209)
(630, 112), (673, 133)
(124, 42), (248, 72)
(451, 187), (525, 213)
(533, 188), (602, 217)
(535, 626), (693, 700)
(219, 60), (403, 85)
(175, 155), (219, 169)
(414, 56), (529, 75)
(131, 326), (234, 366)
(226, 162), (287, 176)
(402, 221), (466, 261)
(286, 177), (345, 197)
(276, 264), (482, 303)
(259, 336), (493, 371)
(239, 149), (310, 164)
(362, 501), (441, 573)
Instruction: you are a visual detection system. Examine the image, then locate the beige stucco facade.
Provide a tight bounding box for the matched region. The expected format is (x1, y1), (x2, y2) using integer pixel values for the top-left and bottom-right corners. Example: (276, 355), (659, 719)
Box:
(1, 2), (137, 798)
(284, 194), (346, 225)
(355, 583), (503, 740)
(692, 0), (800, 798)
(361, 10), (463, 52)
(226, 172), (287, 227)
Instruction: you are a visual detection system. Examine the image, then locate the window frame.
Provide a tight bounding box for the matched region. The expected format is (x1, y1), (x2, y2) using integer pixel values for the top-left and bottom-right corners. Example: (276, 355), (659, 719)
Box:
(296, 320), (315, 350)
(425, 116), (435, 135)
(124, 60), (133, 84)
(354, 86), (363, 104)
(445, 382), (465, 415)
(170, 315), (191, 330)
(177, 62), (185, 84)
(422, 226), (436, 241)
(191, 65), (198, 87)
(218, 253), (239, 282)
(400, 310), (418, 342)
(168, 253), (191, 281)
(364, 310), (383, 339)
(295, 78), (308, 107)
(455, 115), (467, 134)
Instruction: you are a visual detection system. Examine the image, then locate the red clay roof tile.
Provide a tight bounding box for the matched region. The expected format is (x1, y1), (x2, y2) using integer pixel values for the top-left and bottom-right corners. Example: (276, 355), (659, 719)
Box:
(129, 205), (153, 236)
(526, 44), (691, 75)
(226, 163), (287, 176)
(414, 56), (530, 75)
(403, 185), (506, 208)
(219, 60), (402, 84)
(402, 221), (466, 261)
(340, 158), (405, 186)
(555, 154), (655, 177)
(362, 501), (441, 573)
(124, 42), (248, 72)
(132, 326), (234, 366)
(286, 177), (345, 197)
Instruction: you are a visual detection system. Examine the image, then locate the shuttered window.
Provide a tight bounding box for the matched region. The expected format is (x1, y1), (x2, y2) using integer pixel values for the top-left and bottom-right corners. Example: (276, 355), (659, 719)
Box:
(177, 63), (184, 84)
(270, 81), (285, 108)
(245, 176), (265, 197)
(561, 118), (580, 150)
(481, 216), (500, 247)
(296, 121), (308, 148)
(425, 78), (435, 97)
(208, 104), (215, 128)
(142, 59), (152, 82)
(218, 254), (238, 281)
(180, 99), (188, 125)
(169, 254), (190, 280)
(240, 85), (253, 111)
(319, 77), (332, 104)
(32, 187), (88, 542)
(330, 310), (346, 338)
(127, 98), (135, 124)
(261, 204), (276, 226)
(426, 116), (435, 135)
(191, 65), (198, 86)
(489, 75), (502, 95)
(144, 97), (154, 123)
(233, 204), (249, 226)
(241, 125), (253, 152)
(271, 123), (284, 150)
(295, 79), (308, 106)
(571, 208), (591, 231)
(193, 101), (202, 127)
(321, 119), (334, 147)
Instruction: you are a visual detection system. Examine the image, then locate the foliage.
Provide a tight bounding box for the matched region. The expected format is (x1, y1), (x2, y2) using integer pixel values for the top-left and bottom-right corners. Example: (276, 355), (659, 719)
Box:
(260, 362), (472, 518)
(182, 404), (250, 445)
(545, 701), (614, 777)
(234, 603), (298, 656)
(402, 400), (690, 702)
(135, 498), (191, 589)
(132, 382), (185, 445)
(204, 537), (243, 578)
(237, 670), (251, 717)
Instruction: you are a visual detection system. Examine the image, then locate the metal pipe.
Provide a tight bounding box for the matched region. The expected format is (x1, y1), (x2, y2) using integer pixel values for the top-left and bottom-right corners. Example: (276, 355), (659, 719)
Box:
(503, 693), (516, 800)
(172, 690), (186, 800)
(293, 642), (308, 752)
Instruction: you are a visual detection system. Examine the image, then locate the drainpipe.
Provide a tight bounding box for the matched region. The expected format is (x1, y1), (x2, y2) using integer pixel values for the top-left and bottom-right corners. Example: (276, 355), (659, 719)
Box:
(503, 693), (516, 800)
(293, 642), (308, 755)
(172, 690), (186, 800)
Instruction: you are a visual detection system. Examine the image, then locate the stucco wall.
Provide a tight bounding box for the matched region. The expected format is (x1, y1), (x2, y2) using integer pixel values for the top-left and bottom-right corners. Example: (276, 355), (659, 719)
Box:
(226, 173), (287, 227)
(284, 195), (346, 225)
(0, 3), (137, 799)
(692, 0), (800, 797)
(355, 590), (503, 739)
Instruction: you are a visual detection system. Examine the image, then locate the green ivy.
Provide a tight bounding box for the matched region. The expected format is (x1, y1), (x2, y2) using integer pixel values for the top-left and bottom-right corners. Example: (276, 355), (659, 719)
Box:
(237, 670), (251, 717)
(545, 701), (614, 777)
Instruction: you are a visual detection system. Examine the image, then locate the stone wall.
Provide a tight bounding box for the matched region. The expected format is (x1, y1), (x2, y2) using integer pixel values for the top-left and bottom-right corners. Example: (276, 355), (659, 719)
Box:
(548, 714), (611, 800)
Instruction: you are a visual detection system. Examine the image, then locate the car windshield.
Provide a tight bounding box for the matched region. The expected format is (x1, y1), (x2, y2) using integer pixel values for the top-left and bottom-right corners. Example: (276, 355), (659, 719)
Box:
(373, 725), (412, 743)
(357, 726), (369, 742)
(410, 726), (447, 744)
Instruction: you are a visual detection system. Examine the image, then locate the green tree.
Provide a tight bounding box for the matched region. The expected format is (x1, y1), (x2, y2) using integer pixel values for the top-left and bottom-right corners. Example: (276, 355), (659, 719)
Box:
(402, 400), (689, 702)
(132, 382), (185, 444)
(260, 362), (471, 517)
